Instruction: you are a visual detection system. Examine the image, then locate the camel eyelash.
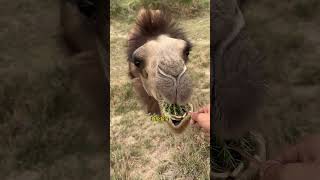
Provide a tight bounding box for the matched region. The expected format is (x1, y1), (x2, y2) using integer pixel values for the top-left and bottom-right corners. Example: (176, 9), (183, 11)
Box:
(132, 56), (144, 68)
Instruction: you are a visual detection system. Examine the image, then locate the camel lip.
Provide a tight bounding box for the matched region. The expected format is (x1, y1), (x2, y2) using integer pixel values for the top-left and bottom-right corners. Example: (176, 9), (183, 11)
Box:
(169, 116), (184, 128)
(169, 113), (187, 126)
(157, 100), (193, 128)
(168, 112), (192, 129)
(165, 108), (186, 128)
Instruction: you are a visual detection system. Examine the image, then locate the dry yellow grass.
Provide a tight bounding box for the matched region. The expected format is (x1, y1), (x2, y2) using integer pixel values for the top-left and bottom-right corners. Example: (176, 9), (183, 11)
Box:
(110, 12), (210, 179)
(0, 1), (105, 179)
(243, 0), (320, 158)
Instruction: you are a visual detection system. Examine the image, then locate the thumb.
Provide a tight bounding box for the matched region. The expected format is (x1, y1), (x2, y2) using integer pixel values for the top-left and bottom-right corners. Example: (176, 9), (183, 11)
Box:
(189, 112), (207, 124)
(189, 112), (200, 122)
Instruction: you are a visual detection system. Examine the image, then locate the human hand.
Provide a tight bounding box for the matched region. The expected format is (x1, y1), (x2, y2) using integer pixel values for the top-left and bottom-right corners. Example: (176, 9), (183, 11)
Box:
(261, 134), (320, 180)
(189, 104), (210, 133)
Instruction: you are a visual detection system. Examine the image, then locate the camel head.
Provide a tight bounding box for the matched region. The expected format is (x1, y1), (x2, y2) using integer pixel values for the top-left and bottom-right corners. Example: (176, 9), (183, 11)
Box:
(213, 0), (266, 139)
(127, 9), (193, 131)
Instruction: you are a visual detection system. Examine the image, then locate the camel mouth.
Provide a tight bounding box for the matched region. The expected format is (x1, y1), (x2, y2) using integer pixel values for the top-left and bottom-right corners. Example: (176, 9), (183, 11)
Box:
(159, 101), (193, 129)
(171, 119), (182, 126)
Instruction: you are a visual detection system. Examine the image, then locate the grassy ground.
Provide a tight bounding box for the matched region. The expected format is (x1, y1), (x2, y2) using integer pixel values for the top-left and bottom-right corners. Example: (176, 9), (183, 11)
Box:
(111, 0), (210, 20)
(243, 0), (320, 158)
(110, 8), (210, 180)
(3, 0), (319, 179)
(0, 1), (105, 179)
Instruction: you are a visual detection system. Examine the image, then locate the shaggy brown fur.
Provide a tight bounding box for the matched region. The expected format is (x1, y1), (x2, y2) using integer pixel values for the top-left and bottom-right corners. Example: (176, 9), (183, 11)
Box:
(212, 0), (266, 139)
(60, 0), (97, 53)
(60, 0), (106, 138)
(127, 9), (192, 65)
(127, 9), (192, 115)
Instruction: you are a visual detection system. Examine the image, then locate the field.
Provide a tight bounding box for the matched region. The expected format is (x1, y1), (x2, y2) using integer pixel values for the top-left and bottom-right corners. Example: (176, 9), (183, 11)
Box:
(0, 1), (105, 179)
(110, 0), (211, 179)
(1, 0), (320, 179)
(243, 0), (320, 157)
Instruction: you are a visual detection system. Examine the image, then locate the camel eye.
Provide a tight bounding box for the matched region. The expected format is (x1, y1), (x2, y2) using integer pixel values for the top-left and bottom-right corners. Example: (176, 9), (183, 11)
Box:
(184, 49), (190, 58)
(185, 50), (190, 57)
(184, 45), (191, 58)
(133, 57), (143, 68)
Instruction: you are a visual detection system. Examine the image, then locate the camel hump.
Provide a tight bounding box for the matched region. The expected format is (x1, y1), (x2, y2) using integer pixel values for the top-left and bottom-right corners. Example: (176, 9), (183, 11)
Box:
(60, 0), (97, 53)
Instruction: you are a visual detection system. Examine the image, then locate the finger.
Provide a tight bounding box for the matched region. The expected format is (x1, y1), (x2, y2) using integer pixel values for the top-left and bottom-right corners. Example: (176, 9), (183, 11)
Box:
(197, 105), (210, 113)
(197, 107), (206, 113)
(193, 113), (208, 123)
(190, 112), (202, 122)
(189, 112), (198, 120)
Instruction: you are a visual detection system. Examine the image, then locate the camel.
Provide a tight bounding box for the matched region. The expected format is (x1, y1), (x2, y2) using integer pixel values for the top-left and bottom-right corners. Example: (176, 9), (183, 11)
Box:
(60, 0), (107, 137)
(212, 1), (267, 178)
(212, 0), (266, 139)
(127, 9), (195, 132)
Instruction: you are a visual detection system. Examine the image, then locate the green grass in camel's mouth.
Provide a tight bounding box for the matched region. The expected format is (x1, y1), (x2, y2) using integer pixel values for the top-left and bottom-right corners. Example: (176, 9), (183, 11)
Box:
(159, 101), (193, 127)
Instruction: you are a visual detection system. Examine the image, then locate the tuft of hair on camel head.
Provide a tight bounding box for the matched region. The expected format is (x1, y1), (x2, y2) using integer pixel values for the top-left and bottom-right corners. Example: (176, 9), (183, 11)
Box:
(127, 8), (191, 63)
(127, 8), (194, 131)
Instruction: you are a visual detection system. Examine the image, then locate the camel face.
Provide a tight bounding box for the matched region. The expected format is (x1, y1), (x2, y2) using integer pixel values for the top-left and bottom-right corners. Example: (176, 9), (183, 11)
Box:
(132, 35), (192, 104)
(128, 9), (193, 131)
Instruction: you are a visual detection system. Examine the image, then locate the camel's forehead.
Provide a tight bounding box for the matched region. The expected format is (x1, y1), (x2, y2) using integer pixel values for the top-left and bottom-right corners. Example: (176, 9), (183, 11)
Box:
(144, 35), (186, 53)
